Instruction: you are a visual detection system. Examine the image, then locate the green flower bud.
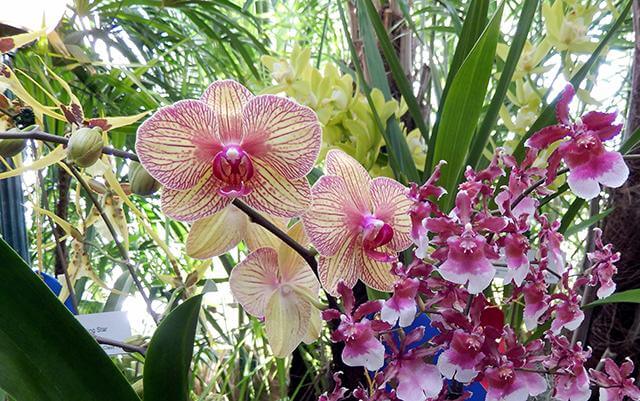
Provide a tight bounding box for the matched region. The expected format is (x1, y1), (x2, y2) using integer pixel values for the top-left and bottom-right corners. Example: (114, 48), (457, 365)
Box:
(67, 127), (103, 168)
(129, 161), (160, 196)
(0, 128), (26, 158)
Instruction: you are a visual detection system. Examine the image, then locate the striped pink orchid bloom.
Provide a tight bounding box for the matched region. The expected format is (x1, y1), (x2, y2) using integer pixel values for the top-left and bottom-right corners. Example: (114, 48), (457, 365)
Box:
(302, 150), (412, 295)
(135, 80), (321, 221)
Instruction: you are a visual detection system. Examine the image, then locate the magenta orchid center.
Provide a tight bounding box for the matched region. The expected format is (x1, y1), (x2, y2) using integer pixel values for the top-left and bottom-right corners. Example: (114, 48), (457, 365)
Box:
(360, 214), (395, 262)
(211, 145), (255, 197)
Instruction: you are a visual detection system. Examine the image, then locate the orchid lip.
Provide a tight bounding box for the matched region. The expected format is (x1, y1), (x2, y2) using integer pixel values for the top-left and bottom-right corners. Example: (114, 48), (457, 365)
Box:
(212, 145), (255, 197)
(360, 215), (395, 262)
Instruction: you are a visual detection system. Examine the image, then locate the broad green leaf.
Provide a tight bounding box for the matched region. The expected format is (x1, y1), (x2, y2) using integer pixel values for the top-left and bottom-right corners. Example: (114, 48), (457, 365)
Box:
(586, 289), (640, 308)
(430, 4), (503, 209)
(467, 0), (539, 169)
(362, 0), (431, 152)
(511, 0), (632, 161)
(0, 238), (140, 401)
(425, 0), (490, 173)
(143, 295), (203, 401)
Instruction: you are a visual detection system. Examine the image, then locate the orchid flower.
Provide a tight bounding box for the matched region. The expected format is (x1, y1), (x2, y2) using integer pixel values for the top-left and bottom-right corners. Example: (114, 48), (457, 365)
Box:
(586, 228), (619, 299)
(590, 359), (640, 401)
(136, 80), (321, 222)
(186, 205), (284, 259)
(436, 328), (486, 383)
(526, 83), (628, 200)
(323, 282), (390, 371)
(302, 150), (412, 295)
(229, 223), (321, 357)
(544, 334), (592, 401)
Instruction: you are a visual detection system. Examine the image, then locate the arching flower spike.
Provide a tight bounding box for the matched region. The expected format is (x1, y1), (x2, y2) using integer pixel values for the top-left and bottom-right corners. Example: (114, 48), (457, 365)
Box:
(302, 149), (413, 295)
(229, 224), (321, 357)
(136, 80), (321, 221)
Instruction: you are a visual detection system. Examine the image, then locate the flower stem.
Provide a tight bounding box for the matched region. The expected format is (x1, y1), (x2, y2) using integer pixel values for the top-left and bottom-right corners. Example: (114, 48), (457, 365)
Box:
(231, 199), (318, 271)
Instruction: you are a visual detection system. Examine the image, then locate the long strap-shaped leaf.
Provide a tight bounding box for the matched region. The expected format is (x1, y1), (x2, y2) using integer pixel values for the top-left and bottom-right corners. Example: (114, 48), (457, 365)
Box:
(467, 0), (539, 169)
(430, 3), (504, 210)
(361, 0), (431, 152)
(0, 238), (140, 401)
(143, 295), (203, 401)
(511, 0), (632, 162)
(425, 0), (490, 174)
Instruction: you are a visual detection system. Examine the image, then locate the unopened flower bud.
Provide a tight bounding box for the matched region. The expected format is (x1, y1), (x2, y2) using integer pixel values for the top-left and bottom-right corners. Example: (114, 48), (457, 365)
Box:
(129, 161), (160, 196)
(67, 127), (103, 168)
(0, 128), (26, 158)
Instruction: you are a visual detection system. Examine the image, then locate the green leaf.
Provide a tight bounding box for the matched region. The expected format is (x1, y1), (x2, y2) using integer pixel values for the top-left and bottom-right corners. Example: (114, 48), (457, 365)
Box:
(338, 0), (419, 183)
(425, 0), (489, 173)
(585, 289), (640, 308)
(558, 198), (586, 234)
(467, 0), (539, 169)
(511, 0), (632, 161)
(620, 125), (640, 154)
(564, 208), (613, 237)
(0, 238), (140, 401)
(362, 0), (431, 152)
(430, 3), (503, 209)
(143, 295), (203, 401)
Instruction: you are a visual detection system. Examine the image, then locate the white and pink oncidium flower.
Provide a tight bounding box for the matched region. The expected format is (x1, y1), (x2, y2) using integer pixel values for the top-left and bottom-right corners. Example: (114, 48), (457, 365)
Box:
(526, 83), (629, 200)
(229, 224), (321, 357)
(302, 150), (412, 295)
(590, 358), (640, 401)
(437, 328), (486, 383)
(322, 282), (390, 371)
(135, 80), (321, 222)
(427, 190), (507, 294)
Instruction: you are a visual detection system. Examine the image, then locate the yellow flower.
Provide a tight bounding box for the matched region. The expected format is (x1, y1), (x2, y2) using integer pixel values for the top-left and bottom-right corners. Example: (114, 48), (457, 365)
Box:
(543, 0), (598, 53)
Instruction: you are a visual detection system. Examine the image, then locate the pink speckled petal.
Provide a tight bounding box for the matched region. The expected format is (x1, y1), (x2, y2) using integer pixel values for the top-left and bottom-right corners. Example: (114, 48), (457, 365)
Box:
(229, 247), (279, 317)
(302, 175), (353, 257)
(525, 125), (570, 149)
(369, 177), (412, 252)
(136, 100), (221, 190)
(161, 169), (232, 222)
(243, 159), (311, 218)
(358, 247), (396, 292)
(242, 95), (321, 179)
(556, 84), (575, 125)
(200, 80), (253, 144)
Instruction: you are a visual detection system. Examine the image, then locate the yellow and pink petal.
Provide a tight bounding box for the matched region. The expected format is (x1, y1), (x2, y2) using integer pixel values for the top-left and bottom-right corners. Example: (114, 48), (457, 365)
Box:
(265, 286), (313, 357)
(136, 100), (221, 190)
(318, 238), (360, 296)
(369, 176), (412, 252)
(185, 206), (249, 259)
(229, 247), (280, 317)
(161, 170), (231, 222)
(325, 150), (371, 213)
(200, 80), (253, 144)
(242, 95), (321, 180)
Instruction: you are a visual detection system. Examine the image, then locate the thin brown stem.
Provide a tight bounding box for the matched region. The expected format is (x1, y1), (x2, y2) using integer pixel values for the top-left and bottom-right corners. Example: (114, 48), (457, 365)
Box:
(231, 199), (318, 271)
(0, 131), (140, 161)
(65, 162), (159, 323)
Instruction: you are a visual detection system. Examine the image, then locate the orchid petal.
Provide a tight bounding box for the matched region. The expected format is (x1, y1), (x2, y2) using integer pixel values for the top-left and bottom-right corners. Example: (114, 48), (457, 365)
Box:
(325, 150), (371, 213)
(245, 218), (287, 252)
(242, 95), (321, 179)
(369, 177), (412, 251)
(318, 238), (359, 296)
(556, 84), (575, 125)
(161, 170), (231, 222)
(597, 151), (629, 189)
(567, 174), (601, 200)
(278, 223), (315, 288)
(244, 159), (311, 217)
(302, 175), (353, 256)
(581, 110), (617, 132)
(136, 100), (221, 190)
(229, 247), (279, 317)
(265, 286), (312, 357)
(396, 360), (443, 401)
(526, 125), (571, 149)
(186, 206), (249, 259)
(303, 309), (322, 344)
(200, 80), (252, 144)
(358, 248), (396, 292)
